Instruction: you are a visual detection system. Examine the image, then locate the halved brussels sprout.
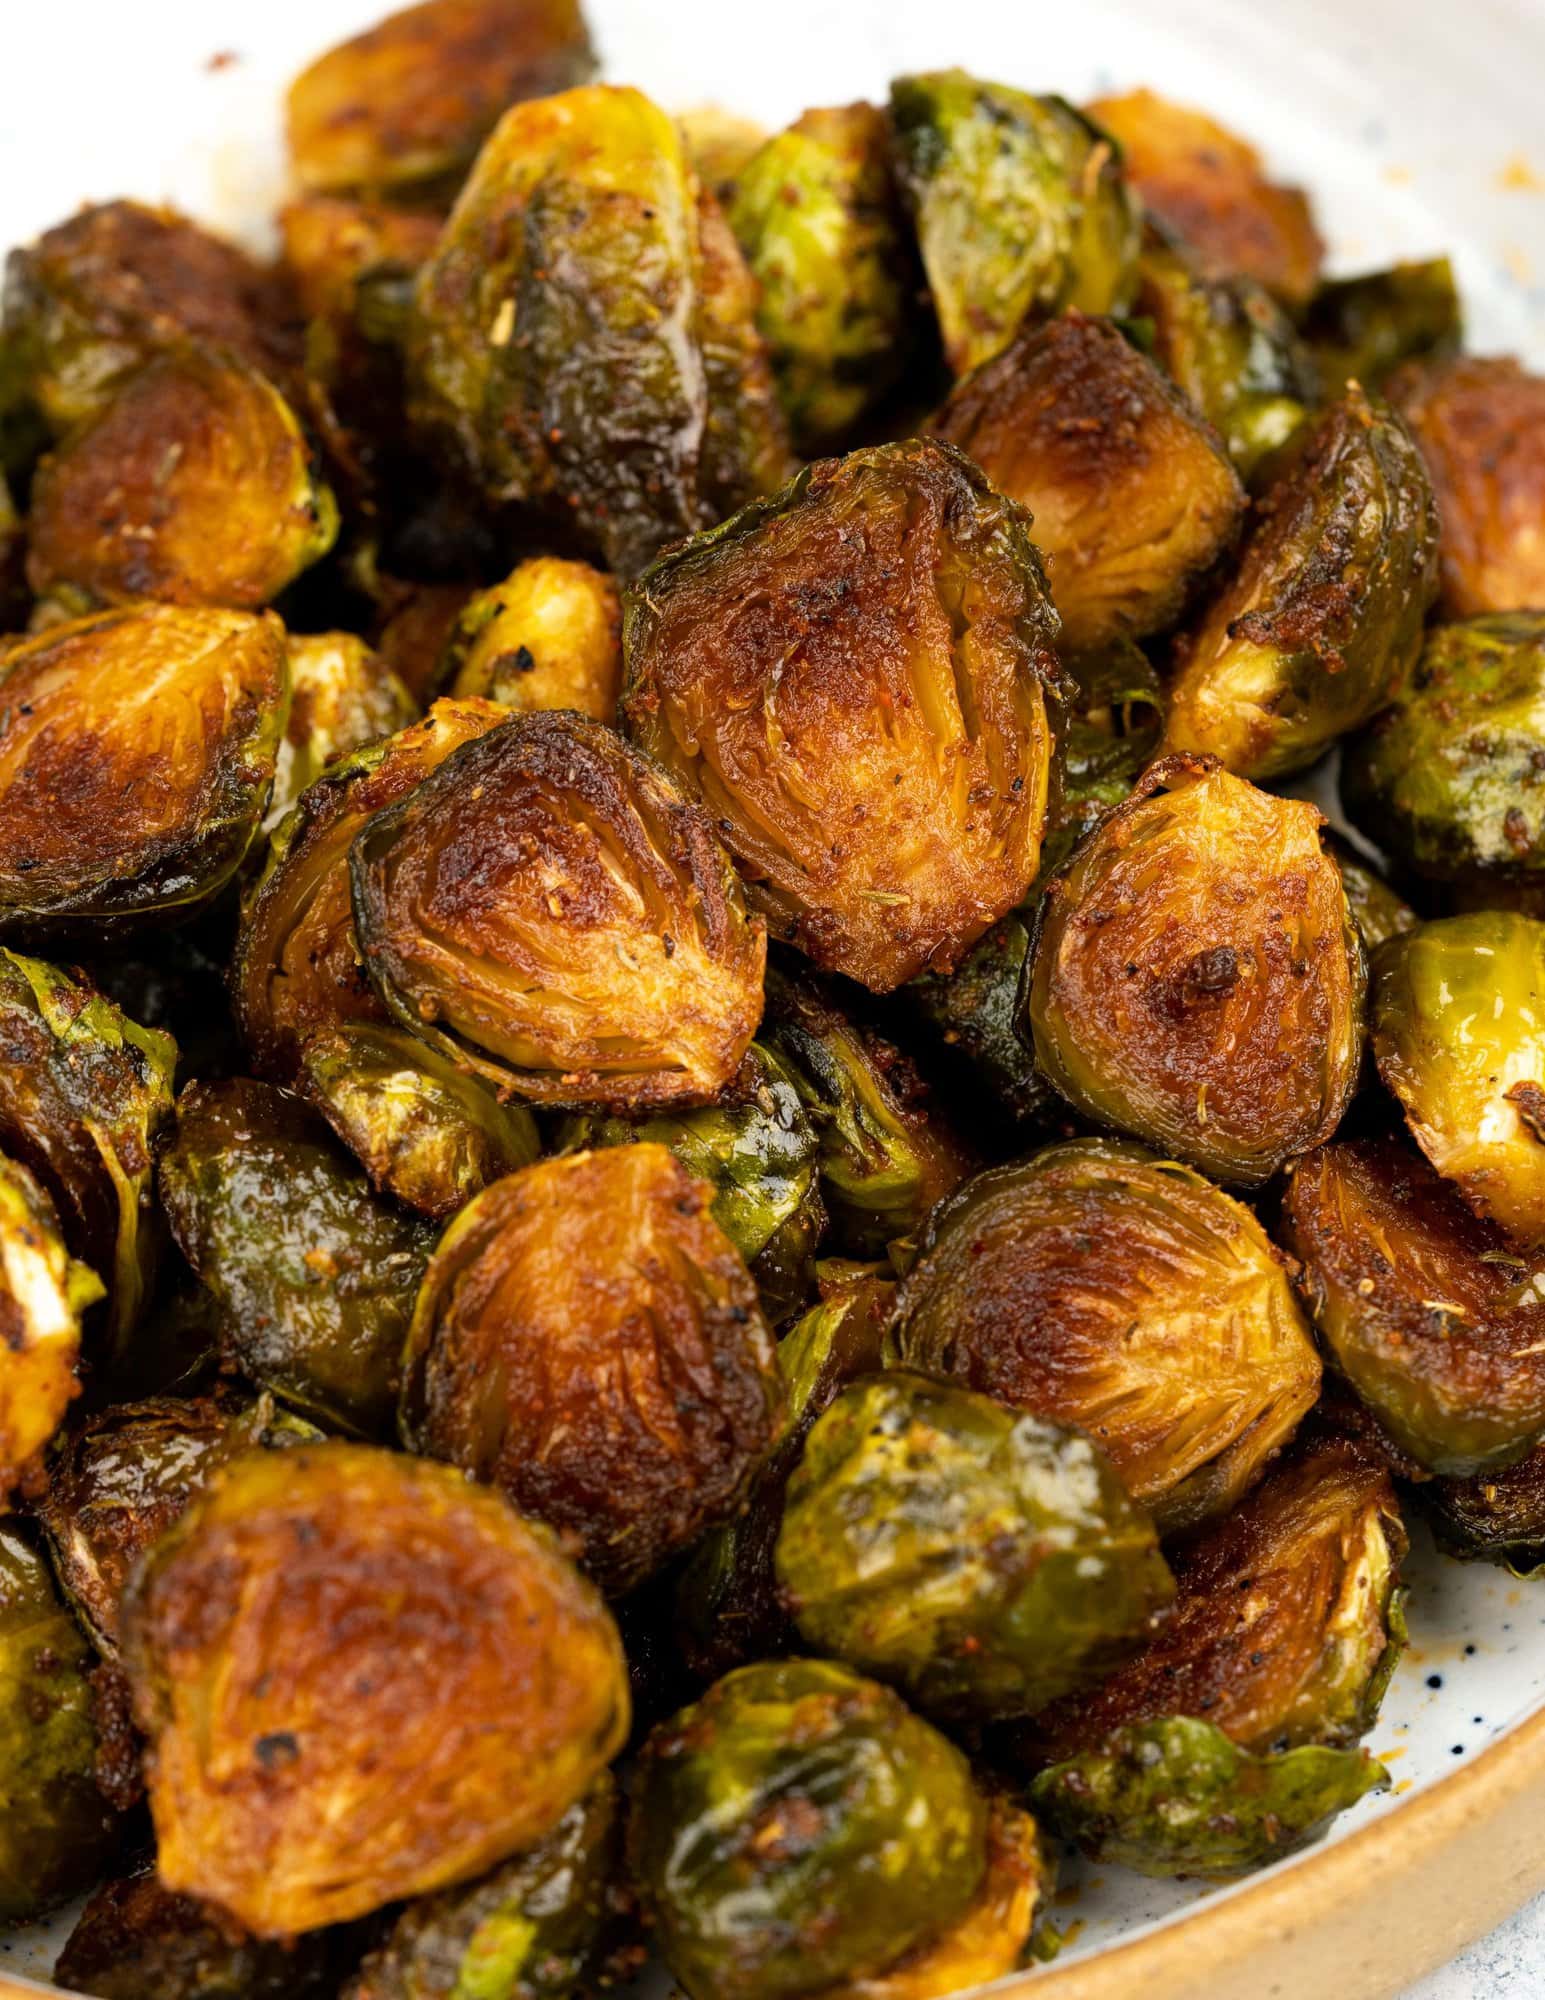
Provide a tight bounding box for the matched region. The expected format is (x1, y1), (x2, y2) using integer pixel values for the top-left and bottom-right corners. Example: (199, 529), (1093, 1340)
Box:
(267, 631), (417, 834)
(0, 605), (289, 935)
(2, 200), (301, 437)
(1085, 89), (1323, 306)
(0, 1156), (101, 1499)
(286, 0), (596, 196)
(888, 72), (1138, 376)
(1283, 1136), (1545, 1477)
(1165, 386), (1439, 779)
(1132, 230), (1317, 479)
(675, 1275), (895, 1682)
(120, 1441), (630, 1936)
(0, 949), (176, 1345)
(1388, 354), (1545, 617)
(440, 555), (622, 721)
(26, 345), (337, 611)
(729, 103), (914, 452)
(621, 438), (1061, 993)
(343, 1774), (629, 2000)
(158, 1077), (436, 1436)
(350, 710), (766, 1110)
(1024, 1435), (1404, 1877)
(234, 697), (507, 1082)
(891, 1138), (1320, 1533)
(299, 1022), (539, 1220)
(1342, 614), (1545, 893)
(410, 85), (709, 575)
(1329, 834), (1418, 952)
(1423, 1446), (1545, 1578)
(0, 1518), (119, 1923)
(936, 312), (1243, 651)
(763, 969), (974, 1260)
(695, 186), (797, 520)
(1025, 756), (1365, 1188)
(1304, 258), (1462, 394)
(401, 1144), (783, 1596)
(1371, 912), (1545, 1247)
(777, 1370), (1174, 1720)
(34, 1391), (319, 1655)
(629, 1657), (989, 2000)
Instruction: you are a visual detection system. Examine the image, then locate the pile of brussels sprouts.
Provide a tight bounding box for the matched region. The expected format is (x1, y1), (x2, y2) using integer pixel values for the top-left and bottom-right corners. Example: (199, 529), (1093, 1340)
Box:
(1, 0), (1544, 1994)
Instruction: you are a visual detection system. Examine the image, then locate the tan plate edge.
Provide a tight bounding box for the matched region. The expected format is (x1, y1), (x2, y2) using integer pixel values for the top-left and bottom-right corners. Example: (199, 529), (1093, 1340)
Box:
(3, 1705), (1544, 2000)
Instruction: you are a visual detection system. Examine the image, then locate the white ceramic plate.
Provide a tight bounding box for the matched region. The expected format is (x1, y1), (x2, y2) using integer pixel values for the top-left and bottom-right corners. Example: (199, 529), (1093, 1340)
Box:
(1, 2), (1544, 1992)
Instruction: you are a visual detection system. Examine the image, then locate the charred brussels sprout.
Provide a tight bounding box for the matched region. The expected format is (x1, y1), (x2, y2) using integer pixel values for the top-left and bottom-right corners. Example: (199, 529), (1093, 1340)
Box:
(26, 346), (337, 611)
(888, 72), (1138, 376)
(34, 1391), (319, 1655)
(1025, 1437), (1404, 1877)
(935, 312), (1244, 652)
(621, 438), (1061, 993)
(891, 1139), (1320, 1533)
(1025, 757), (1365, 1188)
(158, 1077), (436, 1435)
(1085, 89), (1323, 306)
(1304, 258), (1462, 394)
(630, 1658), (989, 2000)
(441, 555), (622, 721)
(0, 950), (175, 1345)
(1423, 1447), (1545, 1578)
(0, 1156), (102, 1499)
(267, 631), (416, 834)
(0, 1518), (119, 1923)
(1371, 913), (1545, 1247)
(287, 0), (596, 197)
(776, 1370), (1174, 1720)
(728, 103), (914, 451)
(1283, 1137), (1545, 1476)
(0, 606), (289, 936)
(350, 710), (766, 1110)
(119, 1442), (630, 1935)
(1388, 355), (1545, 617)
(1165, 386), (1440, 779)
(400, 1145), (783, 1596)
(1342, 614), (1545, 893)
(343, 1775), (628, 2000)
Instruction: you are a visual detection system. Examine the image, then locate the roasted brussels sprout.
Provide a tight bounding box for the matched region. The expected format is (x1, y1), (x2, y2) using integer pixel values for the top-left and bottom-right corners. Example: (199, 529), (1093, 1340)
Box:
(0, 605), (289, 936)
(2, 200), (301, 437)
(1371, 912), (1545, 1247)
(675, 1275), (895, 1681)
(1388, 354), (1545, 616)
(1330, 834), (1418, 952)
(891, 1139), (1320, 1533)
(287, 0), (596, 196)
(0, 1156), (101, 1499)
(159, 1077), (436, 1435)
(630, 1657), (989, 2000)
(1024, 756), (1365, 1187)
(1283, 1136), (1545, 1476)
(1165, 386), (1439, 779)
(621, 438), (1061, 992)
(267, 631), (416, 834)
(0, 949), (176, 1345)
(935, 312), (1244, 652)
(1304, 258), (1462, 394)
(777, 1370), (1174, 1720)
(343, 1774), (629, 2000)
(440, 555), (621, 720)
(26, 345), (337, 611)
(1423, 1446), (1545, 1578)
(34, 1391), (318, 1655)
(889, 72), (1139, 376)
(728, 103), (914, 451)
(234, 697), (507, 1082)
(120, 1441), (630, 1935)
(1086, 89), (1323, 306)
(400, 1144), (783, 1596)
(1024, 1436), (1404, 1877)
(0, 1518), (119, 1923)
(1342, 614), (1545, 893)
